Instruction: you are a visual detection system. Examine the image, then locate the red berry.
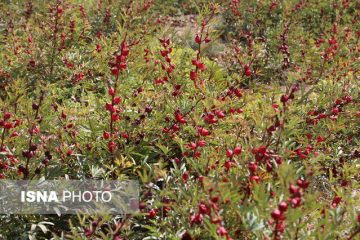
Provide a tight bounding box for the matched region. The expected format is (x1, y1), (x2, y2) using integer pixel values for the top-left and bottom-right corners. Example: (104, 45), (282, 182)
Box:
(175, 113), (187, 124)
(318, 113), (327, 119)
(108, 141), (116, 152)
(234, 88), (242, 98)
(296, 179), (309, 189)
(57, 6), (63, 14)
(121, 47), (129, 57)
(86, 144), (92, 150)
(198, 127), (210, 136)
(4, 112), (11, 120)
(103, 131), (110, 139)
(234, 146), (242, 155)
(108, 87), (116, 96)
(111, 113), (120, 121)
(4, 122), (14, 129)
(198, 175), (204, 182)
(113, 97), (121, 104)
(197, 140), (206, 147)
(280, 95), (289, 103)
(66, 149), (73, 156)
(216, 110), (226, 118)
(278, 202), (288, 212)
(271, 209), (282, 220)
(216, 226), (228, 237)
(111, 67), (119, 76)
(190, 70), (197, 81)
(331, 107), (339, 115)
(211, 195), (219, 203)
(121, 132), (129, 139)
(289, 184), (299, 195)
(224, 161), (233, 170)
(96, 44), (101, 52)
(172, 124), (180, 131)
(248, 162), (257, 172)
(195, 35), (201, 44)
(197, 62), (206, 71)
(342, 95), (352, 103)
(182, 171), (189, 182)
(335, 99), (342, 105)
(119, 62), (127, 70)
(237, 108), (244, 113)
(250, 175), (260, 183)
(226, 149), (233, 158)
(244, 69), (252, 76)
(198, 203), (208, 214)
(148, 209), (156, 218)
(291, 197), (301, 208)
(332, 196), (342, 207)
(173, 157), (181, 164)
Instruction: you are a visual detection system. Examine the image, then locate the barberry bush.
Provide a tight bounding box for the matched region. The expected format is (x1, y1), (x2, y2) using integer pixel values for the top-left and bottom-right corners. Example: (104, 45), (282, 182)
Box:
(0, 0), (359, 239)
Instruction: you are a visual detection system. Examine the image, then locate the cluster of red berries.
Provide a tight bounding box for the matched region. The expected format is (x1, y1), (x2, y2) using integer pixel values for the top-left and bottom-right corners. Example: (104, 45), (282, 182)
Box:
(294, 144), (316, 159)
(223, 147), (242, 170)
(174, 111), (187, 124)
(190, 196), (233, 240)
(203, 108), (226, 124)
(190, 58), (207, 82)
(249, 146), (283, 182)
(243, 64), (252, 77)
(0, 111), (21, 179)
(195, 34), (211, 45)
(270, 201), (288, 239)
(242, 31), (254, 56)
(63, 58), (74, 69)
(331, 195), (342, 208)
(143, 48), (152, 63)
(292, 134), (327, 159)
(219, 86), (243, 101)
(189, 27), (211, 85)
(280, 83), (300, 106)
(162, 110), (189, 135)
(306, 94), (353, 125)
(267, 119), (282, 134)
(0, 153), (19, 179)
(72, 71), (85, 84)
(182, 127), (210, 159)
(270, 179), (309, 239)
(105, 88), (122, 121)
(109, 41), (129, 76)
(288, 179), (309, 207)
(0, 112), (18, 131)
(142, 0), (155, 11)
(323, 37), (338, 61)
(229, 0), (240, 16)
(228, 107), (244, 115)
(158, 38), (176, 75)
(104, 87), (122, 152)
(279, 24), (290, 69)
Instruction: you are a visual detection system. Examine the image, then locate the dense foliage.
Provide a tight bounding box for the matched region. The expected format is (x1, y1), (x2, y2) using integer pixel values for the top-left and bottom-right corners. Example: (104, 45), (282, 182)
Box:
(0, 0), (359, 239)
